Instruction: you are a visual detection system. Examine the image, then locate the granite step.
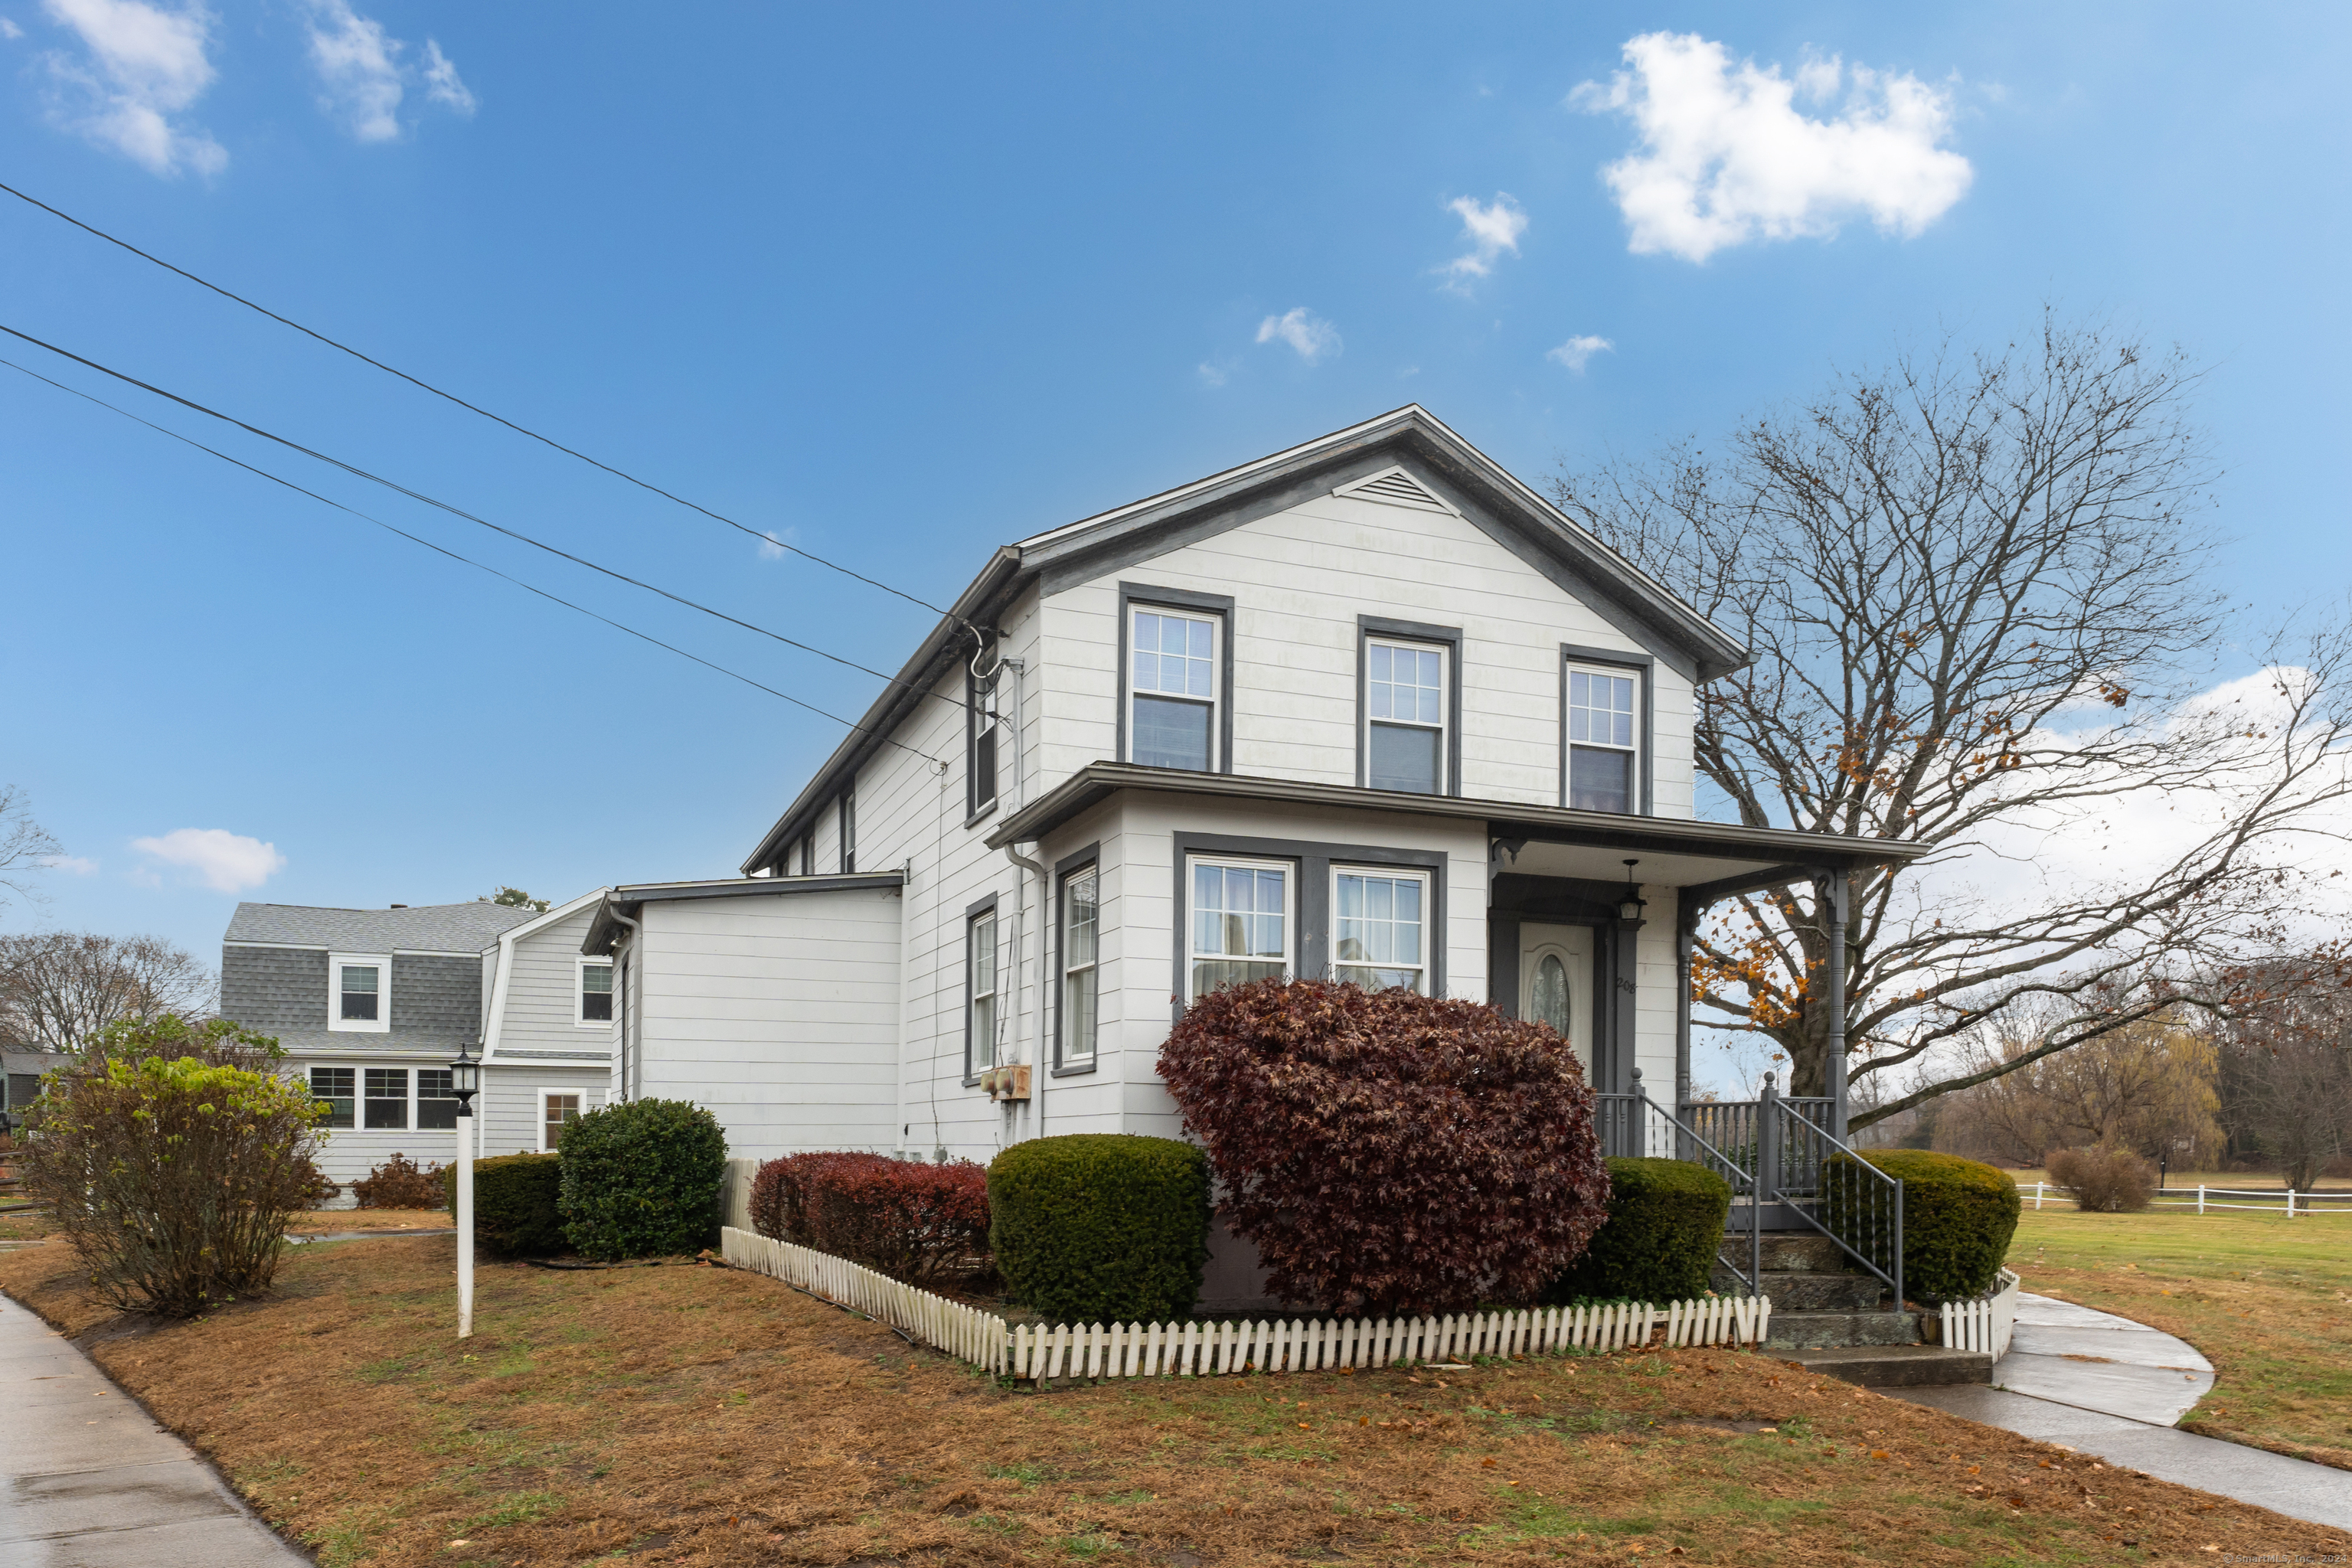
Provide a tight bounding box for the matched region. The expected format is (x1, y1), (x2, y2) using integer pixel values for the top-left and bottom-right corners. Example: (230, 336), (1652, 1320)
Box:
(1764, 1309), (1926, 1350)
(1724, 1269), (1884, 1312)
(1778, 1345), (1993, 1388)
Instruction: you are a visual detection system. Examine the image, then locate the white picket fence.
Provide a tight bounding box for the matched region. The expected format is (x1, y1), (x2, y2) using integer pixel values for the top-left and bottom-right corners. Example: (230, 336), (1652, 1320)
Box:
(720, 1226), (1771, 1383)
(2025, 1181), (2352, 1217)
(1939, 1267), (2021, 1361)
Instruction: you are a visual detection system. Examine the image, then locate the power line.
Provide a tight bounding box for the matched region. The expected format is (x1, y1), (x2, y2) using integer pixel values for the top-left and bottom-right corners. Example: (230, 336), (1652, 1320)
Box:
(0, 177), (962, 623)
(0, 319), (969, 716)
(0, 352), (946, 765)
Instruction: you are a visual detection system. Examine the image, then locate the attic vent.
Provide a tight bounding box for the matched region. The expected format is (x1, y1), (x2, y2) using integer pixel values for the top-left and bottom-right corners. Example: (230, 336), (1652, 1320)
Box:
(1333, 466), (1455, 514)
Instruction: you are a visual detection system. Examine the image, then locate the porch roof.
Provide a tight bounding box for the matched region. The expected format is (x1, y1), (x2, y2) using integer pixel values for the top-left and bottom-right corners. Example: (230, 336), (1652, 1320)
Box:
(581, 872), (906, 955)
(981, 763), (1928, 890)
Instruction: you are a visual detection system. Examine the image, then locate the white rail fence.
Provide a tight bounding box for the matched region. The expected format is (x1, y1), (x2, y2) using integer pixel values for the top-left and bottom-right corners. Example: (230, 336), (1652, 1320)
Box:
(1939, 1267), (2021, 1361)
(720, 1226), (1772, 1383)
(2025, 1182), (2352, 1217)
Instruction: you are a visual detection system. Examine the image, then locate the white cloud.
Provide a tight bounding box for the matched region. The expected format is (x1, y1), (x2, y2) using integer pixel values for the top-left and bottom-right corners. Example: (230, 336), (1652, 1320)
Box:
(131, 827), (284, 892)
(1, 18), (25, 39)
(1437, 193), (1527, 288)
(1254, 307), (1341, 365)
(1547, 335), (1614, 373)
(38, 853), (97, 874)
(1571, 31), (1972, 263)
(1195, 361), (1229, 389)
(38, 0), (227, 177)
(421, 38), (472, 114)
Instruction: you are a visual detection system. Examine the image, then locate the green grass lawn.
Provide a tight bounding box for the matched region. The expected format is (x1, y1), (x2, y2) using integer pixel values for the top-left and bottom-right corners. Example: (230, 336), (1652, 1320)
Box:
(2007, 1204), (2352, 1468)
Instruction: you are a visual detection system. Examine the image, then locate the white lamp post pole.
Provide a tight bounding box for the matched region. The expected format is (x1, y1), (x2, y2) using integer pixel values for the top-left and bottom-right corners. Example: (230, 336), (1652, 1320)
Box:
(451, 1038), (481, 1340)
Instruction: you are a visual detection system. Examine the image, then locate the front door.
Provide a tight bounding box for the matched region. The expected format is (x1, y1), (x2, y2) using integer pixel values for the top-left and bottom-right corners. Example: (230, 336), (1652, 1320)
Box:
(1520, 923), (1596, 1080)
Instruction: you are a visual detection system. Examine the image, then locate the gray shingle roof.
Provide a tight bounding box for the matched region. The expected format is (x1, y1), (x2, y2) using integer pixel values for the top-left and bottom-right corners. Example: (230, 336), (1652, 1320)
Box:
(225, 900), (537, 953)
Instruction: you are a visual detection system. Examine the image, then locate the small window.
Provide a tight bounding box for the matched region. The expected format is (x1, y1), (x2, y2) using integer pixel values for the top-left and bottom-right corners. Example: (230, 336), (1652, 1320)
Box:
(328, 953), (391, 1033)
(1188, 858), (1290, 1001)
(1128, 607), (1218, 771)
(364, 1067), (409, 1130)
(580, 959), (614, 1024)
(1061, 868), (1099, 1067)
(1334, 869), (1429, 993)
(966, 910), (998, 1078)
(339, 965), (380, 1021)
(969, 666), (1000, 816)
(543, 1092), (581, 1151)
(1366, 639), (1447, 794)
(311, 1067), (354, 1129)
(417, 1069), (459, 1131)
(840, 788), (857, 875)
(1566, 665), (1640, 814)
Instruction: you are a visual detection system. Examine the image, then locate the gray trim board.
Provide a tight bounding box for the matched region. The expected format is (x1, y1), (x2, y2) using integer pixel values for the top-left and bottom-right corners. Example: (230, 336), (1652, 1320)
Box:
(1049, 841), (1102, 1073)
(1560, 643), (1656, 817)
(1357, 614), (1464, 798)
(962, 893), (1000, 1084)
(1171, 831), (1447, 1023)
(1117, 582), (1235, 776)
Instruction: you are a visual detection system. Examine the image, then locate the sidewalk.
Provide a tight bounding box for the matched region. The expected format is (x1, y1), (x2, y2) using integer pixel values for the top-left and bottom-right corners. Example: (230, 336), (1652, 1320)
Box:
(1891, 1292), (2352, 1532)
(0, 1292), (309, 1566)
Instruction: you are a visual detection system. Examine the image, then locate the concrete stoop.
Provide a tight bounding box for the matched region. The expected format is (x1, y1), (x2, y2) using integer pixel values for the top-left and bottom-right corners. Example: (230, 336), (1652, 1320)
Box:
(1782, 1345), (1995, 1388)
(1718, 1229), (1997, 1388)
(1765, 1309), (1926, 1350)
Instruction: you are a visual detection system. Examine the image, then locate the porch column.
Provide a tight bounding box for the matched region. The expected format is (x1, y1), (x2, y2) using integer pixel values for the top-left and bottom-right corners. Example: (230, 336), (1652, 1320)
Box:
(1673, 896), (1698, 1115)
(1824, 868), (1850, 1142)
(1609, 909), (1642, 1096)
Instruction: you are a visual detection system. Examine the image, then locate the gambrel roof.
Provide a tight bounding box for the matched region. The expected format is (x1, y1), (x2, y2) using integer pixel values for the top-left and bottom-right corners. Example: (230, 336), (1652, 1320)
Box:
(740, 405), (1749, 874)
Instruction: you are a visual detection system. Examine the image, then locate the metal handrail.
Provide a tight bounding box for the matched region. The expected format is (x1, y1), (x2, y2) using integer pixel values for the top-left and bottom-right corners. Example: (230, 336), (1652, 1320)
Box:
(1769, 1087), (1903, 1306)
(1596, 1071), (1768, 1298)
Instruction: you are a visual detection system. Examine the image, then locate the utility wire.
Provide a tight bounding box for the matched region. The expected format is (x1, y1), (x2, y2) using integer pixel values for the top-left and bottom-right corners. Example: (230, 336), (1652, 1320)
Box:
(0, 178), (961, 623)
(0, 352), (945, 764)
(0, 320), (967, 715)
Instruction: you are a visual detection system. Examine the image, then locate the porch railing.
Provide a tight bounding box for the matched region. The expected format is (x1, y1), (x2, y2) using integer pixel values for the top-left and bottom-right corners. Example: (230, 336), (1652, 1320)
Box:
(1594, 1070), (1766, 1296)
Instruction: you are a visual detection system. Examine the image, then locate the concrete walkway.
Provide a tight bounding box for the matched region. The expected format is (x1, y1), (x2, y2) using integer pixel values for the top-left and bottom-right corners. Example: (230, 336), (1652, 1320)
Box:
(0, 1292), (309, 1566)
(1892, 1292), (2352, 1534)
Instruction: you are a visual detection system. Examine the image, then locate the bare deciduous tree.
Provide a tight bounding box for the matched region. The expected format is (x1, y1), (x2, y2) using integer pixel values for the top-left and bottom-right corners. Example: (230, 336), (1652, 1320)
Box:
(2215, 972), (2352, 1192)
(0, 933), (216, 1052)
(1933, 999), (2224, 1166)
(0, 785), (64, 916)
(1554, 314), (2352, 1124)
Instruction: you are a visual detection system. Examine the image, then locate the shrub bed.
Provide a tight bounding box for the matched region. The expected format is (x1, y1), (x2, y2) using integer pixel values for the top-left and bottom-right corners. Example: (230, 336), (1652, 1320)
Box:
(988, 1135), (1210, 1325)
(750, 1151), (990, 1290)
(442, 1152), (567, 1256)
(557, 1099), (728, 1260)
(1158, 978), (1609, 1315)
(1549, 1157), (1730, 1304)
(1824, 1148), (2023, 1301)
(2047, 1146), (2156, 1214)
(352, 1153), (446, 1209)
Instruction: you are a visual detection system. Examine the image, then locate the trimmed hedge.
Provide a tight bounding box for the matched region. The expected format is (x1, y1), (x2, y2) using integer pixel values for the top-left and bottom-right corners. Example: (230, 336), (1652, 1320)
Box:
(557, 1099), (729, 1260)
(443, 1152), (567, 1256)
(1548, 1157), (1731, 1304)
(751, 1151), (991, 1290)
(988, 1134), (1210, 1324)
(1824, 1148), (2020, 1302)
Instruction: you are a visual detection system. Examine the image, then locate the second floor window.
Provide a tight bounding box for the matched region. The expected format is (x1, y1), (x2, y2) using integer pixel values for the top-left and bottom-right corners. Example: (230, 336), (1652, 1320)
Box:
(1566, 665), (1641, 814)
(969, 667), (1000, 815)
(580, 960), (614, 1024)
(330, 955), (390, 1033)
(1366, 639), (1448, 794)
(339, 963), (379, 1021)
(966, 909), (998, 1077)
(1061, 867), (1099, 1067)
(1129, 608), (1218, 771)
(840, 788), (857, 874)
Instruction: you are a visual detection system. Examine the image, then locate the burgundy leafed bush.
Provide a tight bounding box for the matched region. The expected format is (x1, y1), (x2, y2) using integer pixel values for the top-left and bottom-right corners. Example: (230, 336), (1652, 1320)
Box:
(750, 1150), (991, 1291)
(1159, 978), (1611, 1316)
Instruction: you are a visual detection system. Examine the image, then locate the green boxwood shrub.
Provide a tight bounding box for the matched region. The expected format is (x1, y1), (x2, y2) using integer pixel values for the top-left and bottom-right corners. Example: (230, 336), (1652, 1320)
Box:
(442, 1152), (567, 1256)
(557, 1099), (729, 1260)
(988, 1134), (1210, 1324)
(1824, 1148), (2020, 1302)
(1547, 1157), (1730, 1305)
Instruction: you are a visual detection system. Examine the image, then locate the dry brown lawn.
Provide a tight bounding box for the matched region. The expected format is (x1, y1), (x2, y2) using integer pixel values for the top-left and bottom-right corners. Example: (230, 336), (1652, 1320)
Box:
(5, 1236), (2346, 1566)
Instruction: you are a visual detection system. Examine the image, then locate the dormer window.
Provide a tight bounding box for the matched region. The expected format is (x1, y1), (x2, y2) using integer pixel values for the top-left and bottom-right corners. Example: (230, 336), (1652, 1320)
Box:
(328, 953), (391, 1033)
(1566, 662), (1641, 814)
(1128, 607), (1219, 770)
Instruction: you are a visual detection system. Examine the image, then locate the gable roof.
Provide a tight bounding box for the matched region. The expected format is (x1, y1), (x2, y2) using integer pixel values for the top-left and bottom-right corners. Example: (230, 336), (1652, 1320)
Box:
(224, 900), (538, 954)
(740, 405), (1748, 873)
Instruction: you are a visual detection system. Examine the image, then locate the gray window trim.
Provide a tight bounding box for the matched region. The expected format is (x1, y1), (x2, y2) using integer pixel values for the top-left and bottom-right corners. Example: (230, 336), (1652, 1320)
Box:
(1357, 615), (1464, 798)
(1049, 841), (1102, 1075)
(1559, 644), (1655, 817)
(1171, 831), (1447, 1024)
(1118, 582), (1235, 776)
(839, 786), (858, 874)
(965, 662), (1000, 822)
(962, 893), (999, 1086)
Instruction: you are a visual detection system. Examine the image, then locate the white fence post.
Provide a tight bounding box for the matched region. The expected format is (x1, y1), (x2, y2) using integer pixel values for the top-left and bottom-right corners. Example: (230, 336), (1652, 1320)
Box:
(2288, 1189), (2298, 1220)
(2034, 1181), (2045, 1210)
(2197, 1184), (2206, 1215)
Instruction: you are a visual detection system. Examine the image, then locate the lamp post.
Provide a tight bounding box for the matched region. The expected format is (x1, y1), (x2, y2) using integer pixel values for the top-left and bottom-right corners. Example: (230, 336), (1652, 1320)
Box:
(451, 1038), (481, 1339)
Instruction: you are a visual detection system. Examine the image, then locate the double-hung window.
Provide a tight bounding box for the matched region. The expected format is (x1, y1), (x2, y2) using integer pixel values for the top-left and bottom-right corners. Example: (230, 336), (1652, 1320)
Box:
(965, 909), (998, 1078)
(310, 1067), (355, 1129)
(1060, 867), (1099, 1067)
(968, 667), (1000, 816)
(839, 788), (858, 874)
(1187, 858), (1290, 1000)
(417, 1069), (459, 1130)
(1365, 639), (1448, 794)
(1566, 664), (1641, 814)
(328, 954), (390, 1033)
(579, 958), (614, 1024)
(1333, 868), (1430, 993)
(364, 1067), (409, 1130)
(1129, 607), (1219, 771)
(543, 1091), (582, 1151)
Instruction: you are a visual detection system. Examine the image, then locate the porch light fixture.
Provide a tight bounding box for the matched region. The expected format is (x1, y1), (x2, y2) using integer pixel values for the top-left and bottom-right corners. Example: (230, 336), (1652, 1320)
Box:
(450, 1037), (481, 1110)
(1616, 860), (1646, 923)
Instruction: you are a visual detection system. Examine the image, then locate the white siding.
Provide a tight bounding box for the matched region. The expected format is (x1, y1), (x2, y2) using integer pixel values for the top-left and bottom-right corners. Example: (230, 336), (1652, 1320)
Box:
(476, 1064), (609, 1158)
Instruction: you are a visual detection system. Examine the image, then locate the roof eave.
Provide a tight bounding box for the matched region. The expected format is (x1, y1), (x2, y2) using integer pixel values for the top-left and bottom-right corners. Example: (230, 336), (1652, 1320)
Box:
(584, 872), (909, 954)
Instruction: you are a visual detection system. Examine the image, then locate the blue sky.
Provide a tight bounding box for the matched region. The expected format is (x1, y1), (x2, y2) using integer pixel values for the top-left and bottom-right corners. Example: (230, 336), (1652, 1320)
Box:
(3, 1), (2347, 982)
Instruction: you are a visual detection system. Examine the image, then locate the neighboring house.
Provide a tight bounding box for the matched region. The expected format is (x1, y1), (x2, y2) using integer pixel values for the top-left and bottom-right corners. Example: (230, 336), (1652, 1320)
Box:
(2, 1047), (67, 1134)
(220, 898), (614, 1194)
(581, 406), (1925, 1174)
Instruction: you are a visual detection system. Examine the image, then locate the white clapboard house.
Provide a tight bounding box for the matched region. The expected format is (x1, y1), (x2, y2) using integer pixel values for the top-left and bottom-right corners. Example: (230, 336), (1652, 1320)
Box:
(579, 406), (1922, 1243)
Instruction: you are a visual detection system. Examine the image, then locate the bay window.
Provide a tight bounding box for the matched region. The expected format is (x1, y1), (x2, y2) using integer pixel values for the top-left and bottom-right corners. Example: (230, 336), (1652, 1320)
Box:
(1334, 868), (1429, 993)
(1187, 858), (1290, 999)
(1060, 867), (1099, 1067)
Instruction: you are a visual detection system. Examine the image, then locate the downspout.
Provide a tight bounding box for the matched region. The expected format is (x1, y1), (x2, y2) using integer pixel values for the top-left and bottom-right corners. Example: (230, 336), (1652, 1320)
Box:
(605, 906), (642, 1103)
